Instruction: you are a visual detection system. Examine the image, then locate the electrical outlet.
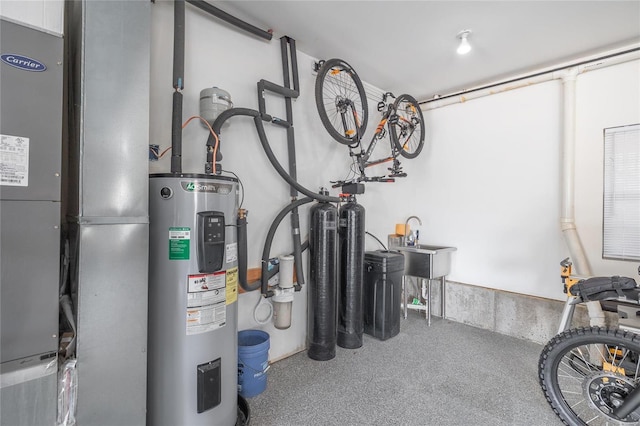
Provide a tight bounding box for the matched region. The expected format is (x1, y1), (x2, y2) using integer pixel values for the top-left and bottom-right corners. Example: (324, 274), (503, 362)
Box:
(149, 144), (159, 161)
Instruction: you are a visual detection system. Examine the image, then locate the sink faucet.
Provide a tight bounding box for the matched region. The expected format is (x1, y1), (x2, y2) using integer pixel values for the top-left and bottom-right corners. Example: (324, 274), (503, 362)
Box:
(404, 216), (422, 246)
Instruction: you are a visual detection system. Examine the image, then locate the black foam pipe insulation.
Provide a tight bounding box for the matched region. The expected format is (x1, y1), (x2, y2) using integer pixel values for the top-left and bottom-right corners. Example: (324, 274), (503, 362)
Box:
(171, 0), (185, 174)
(186, 0), (273, 41)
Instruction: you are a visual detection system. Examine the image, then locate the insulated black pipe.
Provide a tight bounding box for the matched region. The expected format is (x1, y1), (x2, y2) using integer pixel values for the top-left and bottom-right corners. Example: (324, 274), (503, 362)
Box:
(287, 37), (300, 93)
(208, 108), (262, 171)
(278, 36), (305, 286)
(290, 207), (304, 287)
(171, 91), (183, 174)
(186, 0), (273, 41)
(281, 37), (291, 91)
(172, 0), (185, 90)
(259, 79), (299, 98)
(237, 210), (258, 292)
(171, 0), (185, 174)
(212, 107), (261, 135)
(261, 197), (315, 296)
(253, 116), (340, 203)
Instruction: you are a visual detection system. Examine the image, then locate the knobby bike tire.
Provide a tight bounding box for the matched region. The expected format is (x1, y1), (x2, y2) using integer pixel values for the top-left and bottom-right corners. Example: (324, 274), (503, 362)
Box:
(389, 94), (425, 159)
(314, 58), (368, 146)
(538, 326), (640, 425)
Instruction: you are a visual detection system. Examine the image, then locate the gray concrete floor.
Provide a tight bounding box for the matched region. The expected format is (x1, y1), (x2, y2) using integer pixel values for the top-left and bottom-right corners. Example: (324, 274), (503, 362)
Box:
(248, 312), (563, 425)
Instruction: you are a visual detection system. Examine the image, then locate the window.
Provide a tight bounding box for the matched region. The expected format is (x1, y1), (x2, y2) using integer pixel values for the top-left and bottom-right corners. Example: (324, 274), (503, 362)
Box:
(603, 124), (640, 261)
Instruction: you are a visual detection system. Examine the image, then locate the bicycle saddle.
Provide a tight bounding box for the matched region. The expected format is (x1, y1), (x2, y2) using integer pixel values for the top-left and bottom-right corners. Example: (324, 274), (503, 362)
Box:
(571, 276), (639, 302)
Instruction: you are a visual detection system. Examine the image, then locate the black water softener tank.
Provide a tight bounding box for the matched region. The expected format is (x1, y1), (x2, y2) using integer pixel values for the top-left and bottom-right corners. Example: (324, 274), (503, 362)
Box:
(363, 250), (405, 341)
(337, 195), (365, 349)
(308, 194), (338, 360)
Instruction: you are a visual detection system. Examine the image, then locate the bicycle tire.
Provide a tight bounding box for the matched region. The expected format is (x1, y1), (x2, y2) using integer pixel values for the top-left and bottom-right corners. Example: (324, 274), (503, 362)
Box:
(389, 94), (425, 159)
(315, 58), (368, 146)
(539, 327), (640, 425)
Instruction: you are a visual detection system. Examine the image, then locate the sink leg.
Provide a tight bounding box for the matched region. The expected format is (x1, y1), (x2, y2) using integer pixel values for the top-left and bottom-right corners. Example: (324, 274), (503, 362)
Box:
(441, 276), (446, 320)
(426, 279), (432, 326)
(402, 275), (407, 319)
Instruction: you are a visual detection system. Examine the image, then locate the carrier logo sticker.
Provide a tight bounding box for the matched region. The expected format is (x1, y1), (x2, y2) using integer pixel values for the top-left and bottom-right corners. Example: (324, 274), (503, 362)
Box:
(1, 54), (47, 72)
(181, 181), (232, 194)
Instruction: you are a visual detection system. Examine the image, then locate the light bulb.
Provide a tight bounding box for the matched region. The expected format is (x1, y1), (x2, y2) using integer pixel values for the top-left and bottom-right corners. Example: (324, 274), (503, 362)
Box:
(456, 30), (472, 55)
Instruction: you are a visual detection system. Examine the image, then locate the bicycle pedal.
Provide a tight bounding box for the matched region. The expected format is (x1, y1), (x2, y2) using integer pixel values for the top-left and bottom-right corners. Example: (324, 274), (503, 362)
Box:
(388, 172), (407, 178)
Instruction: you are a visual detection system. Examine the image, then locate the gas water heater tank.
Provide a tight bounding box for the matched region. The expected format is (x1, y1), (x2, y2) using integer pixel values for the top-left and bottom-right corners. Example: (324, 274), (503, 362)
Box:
(148, 174), (239, 426)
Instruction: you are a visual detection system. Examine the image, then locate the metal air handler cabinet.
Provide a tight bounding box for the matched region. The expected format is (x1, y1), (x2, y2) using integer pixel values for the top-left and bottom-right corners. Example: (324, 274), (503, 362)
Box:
(363, 250), (405, 341)
(0, 18), (62, 425)
(148, 174), (240, 426)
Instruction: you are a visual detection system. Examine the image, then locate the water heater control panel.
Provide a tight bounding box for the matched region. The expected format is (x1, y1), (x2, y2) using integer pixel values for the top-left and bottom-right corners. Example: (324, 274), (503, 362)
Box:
(197, 211), (225, 273)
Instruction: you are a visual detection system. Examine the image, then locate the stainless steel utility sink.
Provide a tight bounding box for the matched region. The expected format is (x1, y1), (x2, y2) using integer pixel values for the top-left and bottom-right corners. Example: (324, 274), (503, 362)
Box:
(396, 245), (457, 279)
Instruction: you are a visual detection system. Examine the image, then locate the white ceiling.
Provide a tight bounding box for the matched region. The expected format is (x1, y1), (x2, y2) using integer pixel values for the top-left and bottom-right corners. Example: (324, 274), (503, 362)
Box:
(213, 1), (640, 102)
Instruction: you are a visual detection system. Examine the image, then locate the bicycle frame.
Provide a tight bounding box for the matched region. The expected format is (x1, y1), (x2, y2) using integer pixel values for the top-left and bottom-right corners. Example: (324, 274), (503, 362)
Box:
(345, 93), (403, 180)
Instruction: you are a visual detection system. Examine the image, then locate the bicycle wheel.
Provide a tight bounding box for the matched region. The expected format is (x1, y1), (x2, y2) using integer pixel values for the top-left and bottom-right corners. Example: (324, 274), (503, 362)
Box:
(389, 94), (425, 159)
(315, 58), (368, 145)
(539, 327), (640, 425)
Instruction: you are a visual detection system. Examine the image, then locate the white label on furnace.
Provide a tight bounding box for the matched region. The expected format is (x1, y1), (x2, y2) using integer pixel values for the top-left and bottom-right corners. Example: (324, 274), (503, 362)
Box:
(1, 134), (29, 187)
(226, 242), (238, 264)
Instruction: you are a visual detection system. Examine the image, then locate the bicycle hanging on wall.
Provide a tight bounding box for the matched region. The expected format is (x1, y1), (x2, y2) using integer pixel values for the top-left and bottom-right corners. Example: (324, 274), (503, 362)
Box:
(314, 58), (426, 188)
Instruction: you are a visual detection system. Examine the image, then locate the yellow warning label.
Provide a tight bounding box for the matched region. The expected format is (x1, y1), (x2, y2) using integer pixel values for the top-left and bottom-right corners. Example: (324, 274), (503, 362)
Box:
(226, 267), (238, 304)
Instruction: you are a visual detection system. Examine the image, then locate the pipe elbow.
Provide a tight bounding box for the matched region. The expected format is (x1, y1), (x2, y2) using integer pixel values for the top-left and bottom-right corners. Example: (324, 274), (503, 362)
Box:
(212, 107), (260, 135)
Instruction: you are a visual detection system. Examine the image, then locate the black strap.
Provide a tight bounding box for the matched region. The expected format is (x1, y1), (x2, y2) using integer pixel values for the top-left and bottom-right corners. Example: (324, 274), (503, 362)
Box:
(612, 276), (626, 298)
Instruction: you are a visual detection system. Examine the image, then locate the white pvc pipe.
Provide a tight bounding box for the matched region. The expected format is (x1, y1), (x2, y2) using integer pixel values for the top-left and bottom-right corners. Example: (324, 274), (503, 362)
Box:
(558, 69), (604, 326)
(422, 46), (640, 111)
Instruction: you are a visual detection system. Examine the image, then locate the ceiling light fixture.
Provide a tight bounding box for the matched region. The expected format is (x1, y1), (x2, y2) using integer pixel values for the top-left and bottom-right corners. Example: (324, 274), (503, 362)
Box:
(456, 30), (472, 55)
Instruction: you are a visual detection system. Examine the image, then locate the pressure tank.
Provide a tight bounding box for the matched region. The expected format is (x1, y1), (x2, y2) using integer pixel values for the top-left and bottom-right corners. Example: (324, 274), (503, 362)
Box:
(199, 86), (233, 125)
(308, 194), (338, 361)
(148, 174), (239, 426)
(337, 195), (366, 349)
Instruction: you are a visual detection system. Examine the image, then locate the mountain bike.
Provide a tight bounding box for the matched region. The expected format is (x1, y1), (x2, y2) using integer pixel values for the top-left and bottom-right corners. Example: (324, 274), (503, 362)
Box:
(314, 58), (425, 187)
(538, 259), (640, 425)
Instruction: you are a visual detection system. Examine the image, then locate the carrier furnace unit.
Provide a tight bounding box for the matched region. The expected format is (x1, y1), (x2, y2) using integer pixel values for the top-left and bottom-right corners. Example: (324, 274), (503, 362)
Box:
(0, 18), (62, 425)
(148, 174), (240, 425)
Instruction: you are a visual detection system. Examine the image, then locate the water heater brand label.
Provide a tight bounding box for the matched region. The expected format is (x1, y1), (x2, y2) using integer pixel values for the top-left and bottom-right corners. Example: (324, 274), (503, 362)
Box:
(169, 227), (190, 260)
(1, 134), (29, 187)
(180, 181), (232, 194)
(1, 54), (47, 72)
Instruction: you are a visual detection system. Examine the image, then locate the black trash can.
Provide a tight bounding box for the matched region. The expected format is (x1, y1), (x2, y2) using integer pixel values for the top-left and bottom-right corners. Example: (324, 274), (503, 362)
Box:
(363, 250), (404, 341)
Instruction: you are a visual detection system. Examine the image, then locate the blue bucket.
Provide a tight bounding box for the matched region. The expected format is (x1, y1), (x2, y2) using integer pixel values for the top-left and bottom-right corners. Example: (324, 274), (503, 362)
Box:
(238, 330), (270, 398)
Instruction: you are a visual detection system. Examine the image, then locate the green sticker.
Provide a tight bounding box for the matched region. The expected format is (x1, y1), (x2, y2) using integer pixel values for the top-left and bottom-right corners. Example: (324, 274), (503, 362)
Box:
(169, 227), (190, 260)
